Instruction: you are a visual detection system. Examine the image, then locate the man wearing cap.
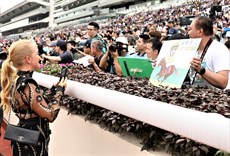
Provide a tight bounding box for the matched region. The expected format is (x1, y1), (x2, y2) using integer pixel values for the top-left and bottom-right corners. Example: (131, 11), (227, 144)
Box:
(42, 39), (74, 64)
(83, 39), (92, 56)
(43, 41), (59, 56)
(99, 37), (129, 75)
(71, 39), (92, 59)
(168, 20), (178, 36)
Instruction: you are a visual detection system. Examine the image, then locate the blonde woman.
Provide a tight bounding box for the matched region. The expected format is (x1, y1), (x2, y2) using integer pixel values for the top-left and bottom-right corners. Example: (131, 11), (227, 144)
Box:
(1, 40), (67, 156)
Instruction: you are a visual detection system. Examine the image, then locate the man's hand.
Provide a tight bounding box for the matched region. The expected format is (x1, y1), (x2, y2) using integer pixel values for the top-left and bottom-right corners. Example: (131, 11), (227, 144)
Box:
(190, 57), (202, 73)
(110, 50), (119, 59)
(41, 54), (47, 59)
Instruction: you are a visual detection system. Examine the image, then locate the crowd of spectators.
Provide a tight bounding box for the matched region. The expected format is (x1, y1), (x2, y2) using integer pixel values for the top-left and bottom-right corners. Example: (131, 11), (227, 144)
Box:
(0, 0), (230, 89)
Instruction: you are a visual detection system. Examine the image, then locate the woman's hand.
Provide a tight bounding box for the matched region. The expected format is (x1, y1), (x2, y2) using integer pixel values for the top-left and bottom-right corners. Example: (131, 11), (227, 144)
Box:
(58, 77), (67, 88)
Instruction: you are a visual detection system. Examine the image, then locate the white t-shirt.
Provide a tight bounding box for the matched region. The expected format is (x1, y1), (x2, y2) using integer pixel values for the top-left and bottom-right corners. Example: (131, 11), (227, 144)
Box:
(193, 40), (230, 88)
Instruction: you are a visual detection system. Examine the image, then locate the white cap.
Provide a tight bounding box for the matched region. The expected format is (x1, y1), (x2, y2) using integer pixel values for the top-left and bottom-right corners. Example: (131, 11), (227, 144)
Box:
(116, 37), (128, 44)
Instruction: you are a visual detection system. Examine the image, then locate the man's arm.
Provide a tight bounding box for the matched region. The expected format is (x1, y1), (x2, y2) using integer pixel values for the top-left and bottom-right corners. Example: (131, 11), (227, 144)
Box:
(88, 58), (102, 72)
(99, 50), (109, 69)
(42, 54), (61, 63)
(202, 70), (228, 89)
(191, 57), (229, 89)
(111, 51), (123, 76)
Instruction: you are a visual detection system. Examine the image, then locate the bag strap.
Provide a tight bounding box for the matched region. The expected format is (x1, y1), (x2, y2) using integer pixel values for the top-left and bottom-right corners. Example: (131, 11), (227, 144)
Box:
(6, 107), (11, 124)
(191, 38), (213, 84)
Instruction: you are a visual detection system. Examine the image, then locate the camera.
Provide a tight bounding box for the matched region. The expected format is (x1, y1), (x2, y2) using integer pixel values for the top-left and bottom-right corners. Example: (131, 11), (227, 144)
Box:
(109, 42), (128, 55)
(109, 43), (118, 52)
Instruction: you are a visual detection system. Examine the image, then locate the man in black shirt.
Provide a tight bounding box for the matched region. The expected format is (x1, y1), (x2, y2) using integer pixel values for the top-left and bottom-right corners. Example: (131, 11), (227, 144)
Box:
(42, 40), (74, 64)
(88, 40), (104, 72)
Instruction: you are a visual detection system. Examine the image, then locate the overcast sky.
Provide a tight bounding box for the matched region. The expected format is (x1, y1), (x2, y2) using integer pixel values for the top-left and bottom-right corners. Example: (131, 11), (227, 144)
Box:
(0, 0), (24, 13)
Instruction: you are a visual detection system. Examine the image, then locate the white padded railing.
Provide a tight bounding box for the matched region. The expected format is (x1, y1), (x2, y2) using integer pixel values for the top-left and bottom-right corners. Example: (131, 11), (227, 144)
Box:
(33, 72), (230, 153)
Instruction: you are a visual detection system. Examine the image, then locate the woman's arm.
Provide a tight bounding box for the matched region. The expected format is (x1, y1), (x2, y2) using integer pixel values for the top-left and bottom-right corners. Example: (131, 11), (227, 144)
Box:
(22, 80), (66, 122)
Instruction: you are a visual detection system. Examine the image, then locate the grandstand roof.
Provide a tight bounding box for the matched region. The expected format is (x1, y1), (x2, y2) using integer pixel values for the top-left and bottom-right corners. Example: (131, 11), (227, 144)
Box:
(0, 0), (49, 24)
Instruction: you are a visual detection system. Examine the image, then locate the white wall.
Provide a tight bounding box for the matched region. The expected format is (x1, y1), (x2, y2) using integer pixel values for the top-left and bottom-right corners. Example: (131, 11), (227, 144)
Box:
(4, 108), (169, 156)
(49, 108), (169, 156)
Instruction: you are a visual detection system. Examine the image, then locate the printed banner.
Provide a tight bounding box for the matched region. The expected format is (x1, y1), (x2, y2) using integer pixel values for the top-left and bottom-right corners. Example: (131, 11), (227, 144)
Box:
(149, 38), (201, 88)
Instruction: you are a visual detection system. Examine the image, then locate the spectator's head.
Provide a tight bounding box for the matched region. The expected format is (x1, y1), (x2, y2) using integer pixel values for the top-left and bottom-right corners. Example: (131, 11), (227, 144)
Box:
(146, 37), (162, 60)
(115, 37), (129, 55)
(127, 35), (136, 46)
(225, 40), (230, 51)
(168, 33), (189, 40)
(84, 39), (92, 55)
(67, 40), (76, 51)
(168, 20), (174, 28)
(47, 41), (56, 47)
(149, 30), (162, 40)
(56, 40), (67, 53)
(136, 34), (150, 52)
(112, 31), (120, 39)
(46, 36), (54, 45)
(91, 40), (103, 56)
(215, 15), (221, 22)
(87, 22), (100, 38)
(188, 16), (213, 38)
(43, 41), (56, 53)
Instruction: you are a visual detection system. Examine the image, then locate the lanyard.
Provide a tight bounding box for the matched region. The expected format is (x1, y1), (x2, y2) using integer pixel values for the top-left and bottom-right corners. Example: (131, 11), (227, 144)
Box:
(191, 38), (213, 84)
(199, 38), (213, 63)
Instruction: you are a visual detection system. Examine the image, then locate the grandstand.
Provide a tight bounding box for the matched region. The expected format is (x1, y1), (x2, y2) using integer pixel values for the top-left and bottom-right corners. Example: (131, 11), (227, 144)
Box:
(0, 0), (50, 37)
(0, 0), (166, 37)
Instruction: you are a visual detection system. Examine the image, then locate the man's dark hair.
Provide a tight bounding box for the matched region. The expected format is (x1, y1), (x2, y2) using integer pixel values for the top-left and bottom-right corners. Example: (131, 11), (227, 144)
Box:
(168, 33), (189, 40)
(149, 30), (162, 40)
(195, 16), (214, 36)
(139, 34), (150, 43)
(67, 40), (76, 47)
(47, 35), (54, 41)
(56, 40), (67, 51)
(225, 40), (230, 49)
(146, 37), (162, 54)
(88, 22), (100, 30)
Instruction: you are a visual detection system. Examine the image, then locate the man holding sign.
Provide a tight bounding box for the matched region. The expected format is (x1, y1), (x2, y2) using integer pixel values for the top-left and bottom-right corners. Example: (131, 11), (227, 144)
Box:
(189, 16), (230, 89)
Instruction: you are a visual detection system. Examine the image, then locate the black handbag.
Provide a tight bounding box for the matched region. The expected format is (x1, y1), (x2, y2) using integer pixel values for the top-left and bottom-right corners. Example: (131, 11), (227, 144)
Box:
(4, 110), (40, 146)
(4, 124), (40, 146)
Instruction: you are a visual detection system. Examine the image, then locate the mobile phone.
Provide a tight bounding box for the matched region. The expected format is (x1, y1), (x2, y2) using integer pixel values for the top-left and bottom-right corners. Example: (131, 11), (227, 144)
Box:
(59, 67), (68, 82)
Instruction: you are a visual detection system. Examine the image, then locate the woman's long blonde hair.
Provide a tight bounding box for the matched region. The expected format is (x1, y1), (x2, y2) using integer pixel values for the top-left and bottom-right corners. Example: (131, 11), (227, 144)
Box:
(1, 40), (36, 112)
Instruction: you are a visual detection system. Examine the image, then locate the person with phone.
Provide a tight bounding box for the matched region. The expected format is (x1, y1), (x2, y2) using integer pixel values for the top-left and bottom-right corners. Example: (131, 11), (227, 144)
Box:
(0, 40), (67, 155)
